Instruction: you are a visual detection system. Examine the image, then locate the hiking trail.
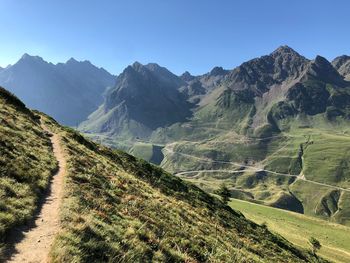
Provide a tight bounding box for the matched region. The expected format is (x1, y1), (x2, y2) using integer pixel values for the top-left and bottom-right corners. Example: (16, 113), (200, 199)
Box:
(7, 125), (65, 263)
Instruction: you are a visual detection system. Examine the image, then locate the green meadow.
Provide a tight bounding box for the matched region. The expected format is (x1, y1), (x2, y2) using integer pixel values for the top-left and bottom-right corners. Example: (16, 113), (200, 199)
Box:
(230, 198), (350, 263)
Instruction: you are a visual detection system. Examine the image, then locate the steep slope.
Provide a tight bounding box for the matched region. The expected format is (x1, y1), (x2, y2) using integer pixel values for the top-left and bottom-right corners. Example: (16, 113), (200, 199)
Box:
(269, 55), (350, 128)
(193, 45), (311, 134)
(0, 86), (325, 262)
(0, 54), (115, 126)
(0, 87), (58, 259)
(79, 63), (230, 156)
(77, 46), (350, 224)
(7, 123), (65, 263)
(332, 55), (350, 81)
(179, 66), (229, 104)
(79, 62), (192, 142)
(154, 47), (350, 225)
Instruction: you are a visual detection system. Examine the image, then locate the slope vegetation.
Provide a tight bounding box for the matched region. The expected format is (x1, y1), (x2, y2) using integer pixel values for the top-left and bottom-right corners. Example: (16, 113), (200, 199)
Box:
(152, 47), (350, 224)
(230, 198), (350, 263)
(0, 87), (58, 259)
(0, 86), (324, 262)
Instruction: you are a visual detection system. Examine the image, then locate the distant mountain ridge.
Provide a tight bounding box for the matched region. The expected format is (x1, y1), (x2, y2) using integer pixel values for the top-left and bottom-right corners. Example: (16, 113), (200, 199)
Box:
(80, 45), (350, 145)
(187, 46), (350, 136)
(0, 54), (115, 125)
(79, 62), (193, 139)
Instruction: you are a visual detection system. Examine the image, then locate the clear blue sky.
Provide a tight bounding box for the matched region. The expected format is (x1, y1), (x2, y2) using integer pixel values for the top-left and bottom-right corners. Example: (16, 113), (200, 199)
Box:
(0, 0), (349, 75)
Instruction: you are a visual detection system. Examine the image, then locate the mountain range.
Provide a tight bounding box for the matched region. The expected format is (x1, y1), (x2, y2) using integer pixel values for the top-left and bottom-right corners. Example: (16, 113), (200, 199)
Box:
(2, 46), (350, 227)
(0, 86), (324, 262)
(2, 45), (350, 261)
(77, 46), (350, 226)
(81, 46), (350, 142)
(0, 54), (115, 125)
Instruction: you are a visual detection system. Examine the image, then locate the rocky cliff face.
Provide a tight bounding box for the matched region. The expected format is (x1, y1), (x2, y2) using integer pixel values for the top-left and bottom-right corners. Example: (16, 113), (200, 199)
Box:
(225, 46), (309, 96)
(332, 55), (350, 81)
(201, 46), (350, 132)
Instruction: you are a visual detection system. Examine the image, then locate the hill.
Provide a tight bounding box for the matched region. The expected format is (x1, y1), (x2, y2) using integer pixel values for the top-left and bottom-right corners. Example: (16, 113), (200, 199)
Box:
(0, 54), (115, 126)
(79, 46), (350, 226)
(0, 86), (325, 262)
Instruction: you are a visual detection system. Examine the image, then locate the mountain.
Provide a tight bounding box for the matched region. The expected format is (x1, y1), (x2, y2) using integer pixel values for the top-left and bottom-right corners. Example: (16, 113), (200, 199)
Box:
(79, 62), (192, 142)
(0, 86), (324, 262)
(155, 46), (350, 225)
(156, 46), (350, 138)
(0, 54), (115, 126)
(78, 46), (350, 226)
(179, 66), (229, 104)
(332, 55), (350, 81)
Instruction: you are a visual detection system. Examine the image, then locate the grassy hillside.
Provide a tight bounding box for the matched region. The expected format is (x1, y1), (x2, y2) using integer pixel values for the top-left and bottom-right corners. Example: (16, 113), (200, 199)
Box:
(0, 87), (58, 259)
(230, 198), (350, 263)
(39, 114), (324, 262)
(0, 84), (328, 262)
(158, 120), (350, 225)
(0, 86), (328, 262)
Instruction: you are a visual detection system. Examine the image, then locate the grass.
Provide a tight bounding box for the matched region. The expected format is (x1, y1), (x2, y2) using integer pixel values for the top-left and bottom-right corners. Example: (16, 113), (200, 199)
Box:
(0, 88), (57, 259)
(38, 114), (325, 262)
(229, 198), (350, 263)
(159, 122), (350, 225)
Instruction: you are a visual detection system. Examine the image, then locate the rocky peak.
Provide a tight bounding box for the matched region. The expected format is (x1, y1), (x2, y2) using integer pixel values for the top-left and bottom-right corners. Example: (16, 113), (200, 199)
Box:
(144, 63), (163, 72)
(120, 62), (145, 78)
(180, 71), (195, 82)
(305, 55), (345, 86)
(332, 55), (350, 80)
(210, 66), (227, 76)
(226, 46), (309, 95)
(18, 53), (46, 65)
(66, 57), (78, 64)
(99, 62), (193, 134)
(270, 45), (301, 57)
(332, 55), (350, 69)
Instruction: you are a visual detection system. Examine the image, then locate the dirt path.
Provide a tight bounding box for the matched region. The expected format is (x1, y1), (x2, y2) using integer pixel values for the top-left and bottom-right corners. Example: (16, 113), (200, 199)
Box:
(7, 126), (65, 263)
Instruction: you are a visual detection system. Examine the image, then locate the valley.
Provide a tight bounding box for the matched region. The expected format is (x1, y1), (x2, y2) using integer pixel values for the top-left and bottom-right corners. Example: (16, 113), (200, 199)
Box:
(0, 87), (323, 262)
(2, 1), (350, 262)
(79, 46), (350, 228)
(2, 46), (350, 261)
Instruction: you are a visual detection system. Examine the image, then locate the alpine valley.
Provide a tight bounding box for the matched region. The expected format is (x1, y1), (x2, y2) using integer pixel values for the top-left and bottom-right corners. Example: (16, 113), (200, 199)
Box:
(2, 46), (350, 262)
(0, 86), (324, 262)
(80, 46), (350, 227)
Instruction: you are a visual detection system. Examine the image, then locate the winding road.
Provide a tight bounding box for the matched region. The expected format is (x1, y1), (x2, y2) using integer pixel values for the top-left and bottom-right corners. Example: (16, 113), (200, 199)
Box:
(164, 145), (350, 193)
